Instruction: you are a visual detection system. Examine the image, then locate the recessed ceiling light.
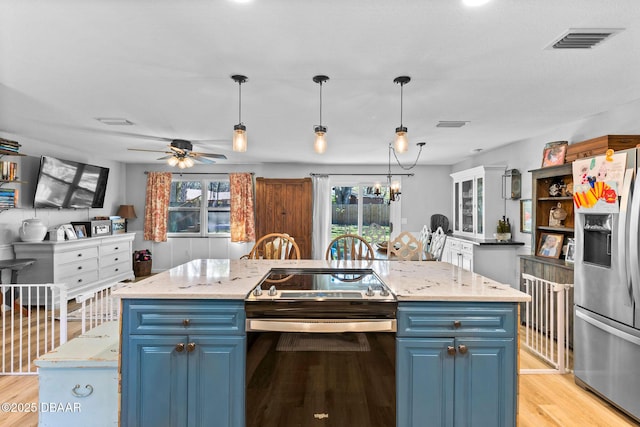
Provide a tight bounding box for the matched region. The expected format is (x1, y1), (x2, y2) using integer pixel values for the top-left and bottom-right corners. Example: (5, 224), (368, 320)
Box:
(96, 118), (134, 126)
(462, 0), (491, 7)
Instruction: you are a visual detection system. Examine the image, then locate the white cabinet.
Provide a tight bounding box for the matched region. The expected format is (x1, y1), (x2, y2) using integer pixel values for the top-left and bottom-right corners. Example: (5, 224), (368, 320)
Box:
(445, 238), (474, 271)
(13, 233), (134, 300)
(451, 166), (505, 239)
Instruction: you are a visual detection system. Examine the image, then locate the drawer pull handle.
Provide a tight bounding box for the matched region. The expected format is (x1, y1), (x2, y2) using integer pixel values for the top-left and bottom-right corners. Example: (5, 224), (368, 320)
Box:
(187, 342), (196, 352)
(453, 320), (461, 328)
(183, 319), (191, 326)
(71, 384), (94, 398)
(458, 344), (468, 354)
(447, 346), (456, 356)
(77, 266), (83, 270)
(115, 268), (119, 272)
(115, 258), (119, 261)
(175, 343), (185, 352)
(77, 253), (83, 257)
(115, 247), (119, 250)
(77, 279), (83, 283)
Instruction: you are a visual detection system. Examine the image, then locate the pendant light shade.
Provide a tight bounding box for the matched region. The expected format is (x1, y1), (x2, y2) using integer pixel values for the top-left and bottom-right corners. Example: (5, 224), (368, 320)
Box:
(313, 75), (329, 154)
(393, 76), (411, 153)
(231, 74), (248, 153)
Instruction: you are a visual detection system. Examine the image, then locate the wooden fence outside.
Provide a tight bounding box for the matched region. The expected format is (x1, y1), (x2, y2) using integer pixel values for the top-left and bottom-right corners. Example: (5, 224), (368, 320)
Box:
(332, 204), (389, 226)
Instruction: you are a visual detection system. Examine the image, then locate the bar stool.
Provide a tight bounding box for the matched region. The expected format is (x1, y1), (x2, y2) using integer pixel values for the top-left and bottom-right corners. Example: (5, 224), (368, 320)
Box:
(0, 258), (36, 315)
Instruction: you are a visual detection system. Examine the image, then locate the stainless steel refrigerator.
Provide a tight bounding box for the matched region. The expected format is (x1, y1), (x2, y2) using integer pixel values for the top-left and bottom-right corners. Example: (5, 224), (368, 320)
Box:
(574, 147), (640, 422)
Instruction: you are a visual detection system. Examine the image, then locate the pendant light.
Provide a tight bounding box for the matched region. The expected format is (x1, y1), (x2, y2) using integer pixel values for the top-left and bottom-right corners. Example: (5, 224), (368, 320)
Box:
(231, 74), (248, 152)
(313, 75), (329, 154)
(393, 76), (411, 153)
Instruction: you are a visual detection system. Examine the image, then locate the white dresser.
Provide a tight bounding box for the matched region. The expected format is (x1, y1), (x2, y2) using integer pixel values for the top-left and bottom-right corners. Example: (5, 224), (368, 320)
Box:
(35, 321), (119, 427)
(13, 233), (134, 300)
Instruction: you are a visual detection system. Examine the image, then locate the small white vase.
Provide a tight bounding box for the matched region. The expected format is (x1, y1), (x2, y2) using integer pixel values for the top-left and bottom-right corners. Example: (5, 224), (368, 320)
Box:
(19, 218), (47, 242)
(495, 232), (511, 242)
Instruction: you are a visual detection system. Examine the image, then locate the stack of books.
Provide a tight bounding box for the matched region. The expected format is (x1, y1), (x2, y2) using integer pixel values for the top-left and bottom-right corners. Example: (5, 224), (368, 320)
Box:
(0, 138), (21, 153)
(1, 161), (17, 181)
(0, 188), (18, 208)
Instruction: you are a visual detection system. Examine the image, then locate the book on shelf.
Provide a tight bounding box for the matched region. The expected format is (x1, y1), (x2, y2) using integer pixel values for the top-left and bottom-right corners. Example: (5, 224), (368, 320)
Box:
(1, 161), (17, 180)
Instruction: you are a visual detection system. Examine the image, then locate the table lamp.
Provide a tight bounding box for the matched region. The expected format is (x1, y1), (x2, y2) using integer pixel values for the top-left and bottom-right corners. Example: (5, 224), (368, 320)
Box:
(116, 205), (137, 232)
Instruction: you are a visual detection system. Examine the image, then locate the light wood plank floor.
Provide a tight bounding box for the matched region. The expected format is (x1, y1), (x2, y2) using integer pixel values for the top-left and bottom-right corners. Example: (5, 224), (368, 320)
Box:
(1, 314), (638, 426)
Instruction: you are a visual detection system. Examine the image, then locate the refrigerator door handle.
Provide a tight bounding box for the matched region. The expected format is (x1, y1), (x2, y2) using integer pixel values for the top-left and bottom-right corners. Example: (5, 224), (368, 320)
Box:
(628, 167), (640, 305)
(618, 168), (634, 304)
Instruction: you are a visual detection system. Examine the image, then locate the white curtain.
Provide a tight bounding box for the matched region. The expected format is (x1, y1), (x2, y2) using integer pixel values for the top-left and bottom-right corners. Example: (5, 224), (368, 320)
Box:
(312, 175), (331, 259)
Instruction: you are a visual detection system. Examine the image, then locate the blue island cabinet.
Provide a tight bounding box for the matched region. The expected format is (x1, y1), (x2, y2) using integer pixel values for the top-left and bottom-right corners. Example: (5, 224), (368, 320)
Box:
(120, 299), (246, 427)
(396, 302), (518, 427)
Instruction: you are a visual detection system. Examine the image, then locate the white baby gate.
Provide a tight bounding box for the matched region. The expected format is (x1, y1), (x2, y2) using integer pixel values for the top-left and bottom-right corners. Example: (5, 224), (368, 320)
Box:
(520, 273), (573, 374)
(1, 283), (67, 375)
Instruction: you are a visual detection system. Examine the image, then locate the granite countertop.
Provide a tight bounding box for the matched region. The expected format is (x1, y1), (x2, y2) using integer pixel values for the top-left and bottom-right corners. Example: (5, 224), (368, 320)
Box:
(113, 259), (530, 302)
(449, 234), (525, 246)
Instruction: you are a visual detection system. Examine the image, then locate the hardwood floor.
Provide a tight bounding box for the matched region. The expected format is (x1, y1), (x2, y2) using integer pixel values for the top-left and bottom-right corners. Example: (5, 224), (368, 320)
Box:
(1, 315), (638, 426)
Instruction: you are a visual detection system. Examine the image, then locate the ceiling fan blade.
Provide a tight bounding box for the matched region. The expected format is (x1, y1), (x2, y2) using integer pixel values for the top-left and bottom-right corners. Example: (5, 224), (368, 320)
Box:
(170, 146), (186, 155)
(194, 156), (216, 164)
(157, 155), (174, 160)
(128, 148), (173, 154)
(191, 152), (227, 160)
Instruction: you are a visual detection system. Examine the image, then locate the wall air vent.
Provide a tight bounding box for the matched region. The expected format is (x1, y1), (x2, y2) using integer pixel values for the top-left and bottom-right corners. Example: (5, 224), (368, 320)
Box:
(436, 121), (468, 128)
(547, 28), (624, 49)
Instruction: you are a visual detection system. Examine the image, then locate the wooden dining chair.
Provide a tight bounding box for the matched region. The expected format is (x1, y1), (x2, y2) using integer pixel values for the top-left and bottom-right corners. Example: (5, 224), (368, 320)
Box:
(388, 231), (423, 261)
(425, 227), (447, 261)
(325, 234), (375, 261)
(418, 225), (431, 258)
(247, 233), (301, 260)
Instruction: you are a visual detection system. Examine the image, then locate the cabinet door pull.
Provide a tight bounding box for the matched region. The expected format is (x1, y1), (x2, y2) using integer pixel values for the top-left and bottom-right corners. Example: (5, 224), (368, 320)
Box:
(77, 266), (83, 270)
(447, 346), (456, 355)
(114, 257), (119, 261)
(114, 247), (119, 250)
(183, 319), (191, 326)
(187, 342), (196, 352)
(175, 343), (185, 352)
(71, 384), (94, 398)
(453, 320), (461, 328)
(458, 344), (468, 354)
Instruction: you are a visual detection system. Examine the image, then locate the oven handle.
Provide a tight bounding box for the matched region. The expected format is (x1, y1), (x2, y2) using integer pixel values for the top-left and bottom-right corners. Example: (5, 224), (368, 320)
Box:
(246, 318), (397, 333)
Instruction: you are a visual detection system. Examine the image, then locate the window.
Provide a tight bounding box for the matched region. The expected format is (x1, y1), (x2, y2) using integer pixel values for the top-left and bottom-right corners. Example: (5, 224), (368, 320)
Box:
(168, 178), (230, 236)
(331, 181), (396, 242)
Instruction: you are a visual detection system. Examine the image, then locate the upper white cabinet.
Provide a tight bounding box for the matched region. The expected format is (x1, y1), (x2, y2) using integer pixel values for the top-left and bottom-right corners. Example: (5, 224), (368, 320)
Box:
(451, 166), (506, 239)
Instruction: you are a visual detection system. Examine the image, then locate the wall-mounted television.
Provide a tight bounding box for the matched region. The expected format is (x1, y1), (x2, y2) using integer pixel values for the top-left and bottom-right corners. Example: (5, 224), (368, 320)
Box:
(33, 156), (109, 209)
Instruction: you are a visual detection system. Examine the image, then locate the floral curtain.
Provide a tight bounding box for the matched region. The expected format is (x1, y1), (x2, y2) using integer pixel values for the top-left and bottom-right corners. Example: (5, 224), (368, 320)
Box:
(230, 173), (256, 242)
(143, 172), (172, 242)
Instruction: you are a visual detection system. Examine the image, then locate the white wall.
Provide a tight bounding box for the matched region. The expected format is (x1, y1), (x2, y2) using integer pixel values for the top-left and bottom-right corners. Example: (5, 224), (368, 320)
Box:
(123, 162), (453, 270)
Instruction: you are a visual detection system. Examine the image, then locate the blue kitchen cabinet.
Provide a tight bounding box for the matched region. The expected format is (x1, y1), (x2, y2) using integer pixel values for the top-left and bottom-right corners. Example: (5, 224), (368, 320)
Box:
(121, 299), (245, 427)
(396, 302), (518, 427)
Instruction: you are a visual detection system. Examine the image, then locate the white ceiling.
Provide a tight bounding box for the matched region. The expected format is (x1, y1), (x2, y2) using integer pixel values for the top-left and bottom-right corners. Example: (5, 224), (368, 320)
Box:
(1, 0), (640, 166)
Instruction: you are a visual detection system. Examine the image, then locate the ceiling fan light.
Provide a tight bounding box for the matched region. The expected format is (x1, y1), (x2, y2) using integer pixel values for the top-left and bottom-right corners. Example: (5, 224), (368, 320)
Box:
(177, 159), (188, 169)
(167, 156), (179, 167)
(184, 157), (195, 168)
(394, 127), (409, 153)
(314, 126), (327, 154)
(233, 124), (247, 152)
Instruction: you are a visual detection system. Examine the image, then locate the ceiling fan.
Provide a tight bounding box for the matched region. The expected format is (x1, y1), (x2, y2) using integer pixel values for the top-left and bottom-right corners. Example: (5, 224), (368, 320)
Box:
(128, 139), (227, 168)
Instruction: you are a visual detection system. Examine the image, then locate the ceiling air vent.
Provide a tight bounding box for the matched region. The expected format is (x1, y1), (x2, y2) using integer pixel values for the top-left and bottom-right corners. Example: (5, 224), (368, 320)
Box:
(436, 121), (468, 128)
(547, 28), (623, 49)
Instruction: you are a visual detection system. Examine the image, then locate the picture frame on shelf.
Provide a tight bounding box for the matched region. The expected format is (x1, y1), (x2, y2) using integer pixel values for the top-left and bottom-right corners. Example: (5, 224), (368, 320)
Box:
(73, 224), (87, 239)
(63, 224), (77, 240)
(565, 238), (576, 263)
(520, 199), (532, 233)
(536, 232), (564, 259)
(541, 142), (568, 167)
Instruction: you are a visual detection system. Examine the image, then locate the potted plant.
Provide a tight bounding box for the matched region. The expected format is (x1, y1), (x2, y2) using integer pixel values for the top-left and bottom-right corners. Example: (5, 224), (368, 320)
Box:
(495, 218), (511, 242)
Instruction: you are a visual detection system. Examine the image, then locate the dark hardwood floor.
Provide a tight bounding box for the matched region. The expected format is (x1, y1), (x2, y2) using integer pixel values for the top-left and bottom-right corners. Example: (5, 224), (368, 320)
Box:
(246, 332), (396, 427)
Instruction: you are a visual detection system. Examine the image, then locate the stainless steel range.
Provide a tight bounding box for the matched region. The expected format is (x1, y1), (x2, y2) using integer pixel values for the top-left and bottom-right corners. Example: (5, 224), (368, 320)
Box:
(245, 268), (397, 333)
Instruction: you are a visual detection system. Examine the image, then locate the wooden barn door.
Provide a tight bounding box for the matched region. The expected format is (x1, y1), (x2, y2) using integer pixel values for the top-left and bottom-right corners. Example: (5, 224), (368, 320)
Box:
(255, 178), (312, 258)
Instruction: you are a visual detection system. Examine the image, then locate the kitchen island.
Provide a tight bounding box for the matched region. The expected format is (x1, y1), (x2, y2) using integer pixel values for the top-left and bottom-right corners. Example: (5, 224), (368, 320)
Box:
(114, 259), (530, 427)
